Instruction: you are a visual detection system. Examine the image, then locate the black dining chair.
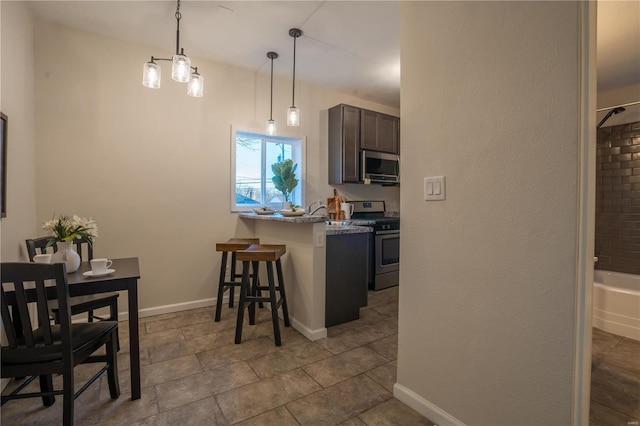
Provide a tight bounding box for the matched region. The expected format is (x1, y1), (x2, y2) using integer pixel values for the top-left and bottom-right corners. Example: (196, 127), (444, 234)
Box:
(25, 237), (119, 324)
(1, 262), (120, 426)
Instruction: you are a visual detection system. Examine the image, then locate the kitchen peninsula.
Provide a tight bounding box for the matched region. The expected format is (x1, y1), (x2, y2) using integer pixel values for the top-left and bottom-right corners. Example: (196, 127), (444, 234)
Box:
(238, 212), (371, 340)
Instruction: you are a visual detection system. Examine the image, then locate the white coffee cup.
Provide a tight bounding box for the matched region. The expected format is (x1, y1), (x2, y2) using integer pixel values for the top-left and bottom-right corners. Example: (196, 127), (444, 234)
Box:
(33, 254), (52, 264)
(90, 258), (113, 274)
(340, 202), (354, 220)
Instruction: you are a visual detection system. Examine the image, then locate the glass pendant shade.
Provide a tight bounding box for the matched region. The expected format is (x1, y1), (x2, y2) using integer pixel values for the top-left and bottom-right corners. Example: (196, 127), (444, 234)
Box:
(266, 119), (277, 136)
(187, 71), (204, 97)
(172, 53), (191, 83)
(287, 106), (300, 127)
(142, 61), (161, 88)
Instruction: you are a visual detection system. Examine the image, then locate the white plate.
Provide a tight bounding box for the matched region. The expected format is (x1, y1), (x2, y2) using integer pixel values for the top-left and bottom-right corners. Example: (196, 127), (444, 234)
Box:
(280, 209), (305, 217)
(253, 208), (275, 215)
(83, 268), (115, 278)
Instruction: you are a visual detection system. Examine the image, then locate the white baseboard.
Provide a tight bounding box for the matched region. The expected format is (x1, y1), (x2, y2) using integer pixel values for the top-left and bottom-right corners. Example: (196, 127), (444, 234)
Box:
(393, 383), (466, 426)
(289, 316), (327, 341)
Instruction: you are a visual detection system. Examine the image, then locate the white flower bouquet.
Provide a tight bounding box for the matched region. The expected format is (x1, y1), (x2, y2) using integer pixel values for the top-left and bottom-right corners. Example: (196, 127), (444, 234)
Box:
(43, 214), (98, 246)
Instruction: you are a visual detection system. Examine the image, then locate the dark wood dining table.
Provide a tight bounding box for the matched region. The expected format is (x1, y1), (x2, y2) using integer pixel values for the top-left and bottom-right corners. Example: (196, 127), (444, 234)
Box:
(66, 257), (141, 400)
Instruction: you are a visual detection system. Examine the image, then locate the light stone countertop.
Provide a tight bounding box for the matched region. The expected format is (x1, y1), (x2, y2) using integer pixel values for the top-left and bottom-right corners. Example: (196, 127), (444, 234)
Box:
(238, 212), (327, 223)
(326, 225), (373, 235)
(239, 213), (372, 235)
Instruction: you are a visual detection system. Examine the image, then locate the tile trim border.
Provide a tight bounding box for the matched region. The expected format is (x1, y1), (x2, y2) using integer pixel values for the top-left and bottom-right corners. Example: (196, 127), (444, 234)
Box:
(393, 383), (465, 426)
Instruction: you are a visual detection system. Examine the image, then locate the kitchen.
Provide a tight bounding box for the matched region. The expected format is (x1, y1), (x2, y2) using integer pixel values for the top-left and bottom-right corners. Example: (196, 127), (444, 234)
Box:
(2, 1), (637, 425)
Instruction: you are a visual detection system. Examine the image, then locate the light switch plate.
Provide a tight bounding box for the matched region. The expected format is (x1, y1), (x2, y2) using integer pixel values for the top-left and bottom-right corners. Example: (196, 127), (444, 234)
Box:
(424, 176), (446, 201)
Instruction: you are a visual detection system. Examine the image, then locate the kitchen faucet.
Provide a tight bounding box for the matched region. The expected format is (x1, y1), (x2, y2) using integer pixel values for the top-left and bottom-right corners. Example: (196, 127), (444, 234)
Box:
(307, 201), (327, 215)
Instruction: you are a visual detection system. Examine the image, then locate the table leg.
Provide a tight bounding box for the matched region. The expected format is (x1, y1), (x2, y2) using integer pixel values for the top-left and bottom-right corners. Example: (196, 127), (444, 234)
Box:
(128, 279), (141, 400)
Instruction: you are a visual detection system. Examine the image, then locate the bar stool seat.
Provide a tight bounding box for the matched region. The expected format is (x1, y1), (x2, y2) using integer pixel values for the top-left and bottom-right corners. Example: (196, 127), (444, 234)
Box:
(214, 238), (260, 322)
(235, 244), (290, 346)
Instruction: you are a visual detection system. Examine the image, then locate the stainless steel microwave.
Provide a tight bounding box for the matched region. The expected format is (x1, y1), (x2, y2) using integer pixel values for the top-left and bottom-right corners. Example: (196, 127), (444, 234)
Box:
(361, 150), (400, 184)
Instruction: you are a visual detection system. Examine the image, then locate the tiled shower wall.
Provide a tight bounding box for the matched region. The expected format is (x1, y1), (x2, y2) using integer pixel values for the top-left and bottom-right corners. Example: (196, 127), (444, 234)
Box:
(595, 121), (640, 275)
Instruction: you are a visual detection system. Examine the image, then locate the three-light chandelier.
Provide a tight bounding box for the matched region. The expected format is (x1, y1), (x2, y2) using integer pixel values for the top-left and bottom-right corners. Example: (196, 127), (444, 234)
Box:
(142, 0), (203, 97)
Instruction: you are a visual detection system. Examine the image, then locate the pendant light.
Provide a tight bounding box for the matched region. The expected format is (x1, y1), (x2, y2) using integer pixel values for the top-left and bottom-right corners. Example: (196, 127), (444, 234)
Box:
(266, 52), (278, 136)
(142, 0), (203, 97)
(287, 28), (302, 127)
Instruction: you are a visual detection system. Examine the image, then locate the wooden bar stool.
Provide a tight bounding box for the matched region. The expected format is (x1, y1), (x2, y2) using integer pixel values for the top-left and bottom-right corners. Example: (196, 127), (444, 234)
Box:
(214, 238), (260, 322)
(234, 244), (290, 346)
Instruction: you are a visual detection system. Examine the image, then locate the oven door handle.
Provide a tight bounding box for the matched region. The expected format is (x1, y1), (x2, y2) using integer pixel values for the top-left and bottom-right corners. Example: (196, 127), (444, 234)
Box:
(376, 230), (400, 236)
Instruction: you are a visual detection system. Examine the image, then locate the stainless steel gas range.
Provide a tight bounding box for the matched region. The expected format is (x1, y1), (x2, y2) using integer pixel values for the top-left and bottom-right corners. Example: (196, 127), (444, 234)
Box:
(350, 201), (400, 291)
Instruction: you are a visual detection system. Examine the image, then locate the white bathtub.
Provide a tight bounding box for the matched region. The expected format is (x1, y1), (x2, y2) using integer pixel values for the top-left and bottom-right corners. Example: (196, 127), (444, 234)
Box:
(593, 269), (640, 341)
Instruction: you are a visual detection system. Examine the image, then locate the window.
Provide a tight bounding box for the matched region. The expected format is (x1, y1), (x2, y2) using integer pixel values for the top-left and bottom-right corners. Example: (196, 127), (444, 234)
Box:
(232, 130), (304, 211)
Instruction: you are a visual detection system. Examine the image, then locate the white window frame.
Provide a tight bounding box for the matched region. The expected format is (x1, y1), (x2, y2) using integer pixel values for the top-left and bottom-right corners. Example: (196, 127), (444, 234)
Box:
(230, 126), (305, 212)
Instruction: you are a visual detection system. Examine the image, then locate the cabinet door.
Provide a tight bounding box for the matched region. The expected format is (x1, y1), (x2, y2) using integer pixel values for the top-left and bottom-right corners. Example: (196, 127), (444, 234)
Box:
(377, 113), (399, 154)
(342, 106), (360, 182)
(329, 104), (361, 184)
(360, 109), (378, 151)
(360, 109), (400, 154)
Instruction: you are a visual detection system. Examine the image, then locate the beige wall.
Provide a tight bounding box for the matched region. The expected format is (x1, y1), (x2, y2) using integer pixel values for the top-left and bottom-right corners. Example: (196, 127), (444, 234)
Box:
(33, 20), (398, 312)
(0, 1), (36, 262)
(397, 2), (581, 424)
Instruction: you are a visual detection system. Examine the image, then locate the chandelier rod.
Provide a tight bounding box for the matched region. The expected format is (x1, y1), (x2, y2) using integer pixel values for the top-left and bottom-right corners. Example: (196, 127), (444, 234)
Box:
(175, 0), (182, 55)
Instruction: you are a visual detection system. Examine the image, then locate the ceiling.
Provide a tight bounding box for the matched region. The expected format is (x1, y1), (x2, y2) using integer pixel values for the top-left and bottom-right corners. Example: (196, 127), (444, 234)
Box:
(24, 1), (640, 111)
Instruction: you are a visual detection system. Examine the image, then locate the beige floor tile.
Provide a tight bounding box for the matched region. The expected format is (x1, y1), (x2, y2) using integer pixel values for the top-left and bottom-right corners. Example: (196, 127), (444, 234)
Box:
(237, 406), (300, 426)
(140, 354), (203, 387)
(365, 360), (397, 393)
(248, 342), (333, 379)
(131, 396), (228, 426)
(145, 310), (215, 334)
(79, 385), (159, 425)
(184, 328), (237, 353)
(317, 325), (390, 355)
(148, 340), (190, 364)
(357, 398), (434, 425)
(180, 316), (237, 339)
(139, 312), (177, 324)
(155, 361), (259, 411)
(340, 418), (367, 426)
(117, 347), (151, 372)
(303, 347), (388, 388)
(217, 368), (321, 424)
(370, 302), (398, 318)
(196, 336), (280, 371)
(1, 376), (102, 425)
(286, 375), (392, 426)
(99, 369), (133, 400)
(7, 298), (638, 426)
(365, 334), (398, 361)
(139, 328), (185, 350)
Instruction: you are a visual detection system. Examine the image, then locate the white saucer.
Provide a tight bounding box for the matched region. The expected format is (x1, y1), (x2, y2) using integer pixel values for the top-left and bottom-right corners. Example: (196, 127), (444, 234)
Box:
(83, 268), (115, 278)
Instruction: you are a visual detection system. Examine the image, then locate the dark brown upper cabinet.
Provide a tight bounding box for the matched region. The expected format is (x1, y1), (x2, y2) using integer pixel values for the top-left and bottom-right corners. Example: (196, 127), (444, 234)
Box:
(360, 110), (399, 155)
(329, 104), (361, 184)
(329, 104), (400, 185)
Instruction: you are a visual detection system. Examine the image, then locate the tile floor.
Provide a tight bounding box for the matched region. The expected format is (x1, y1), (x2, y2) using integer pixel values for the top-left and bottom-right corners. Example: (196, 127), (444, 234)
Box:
(3, 288), (639, 425)
(1, 287), (435, 425)
(589, 328), (640, 425)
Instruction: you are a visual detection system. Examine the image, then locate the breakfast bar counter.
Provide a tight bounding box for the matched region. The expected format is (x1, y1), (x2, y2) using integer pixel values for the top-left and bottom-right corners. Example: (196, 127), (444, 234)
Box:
(238, 212), (329, 340)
